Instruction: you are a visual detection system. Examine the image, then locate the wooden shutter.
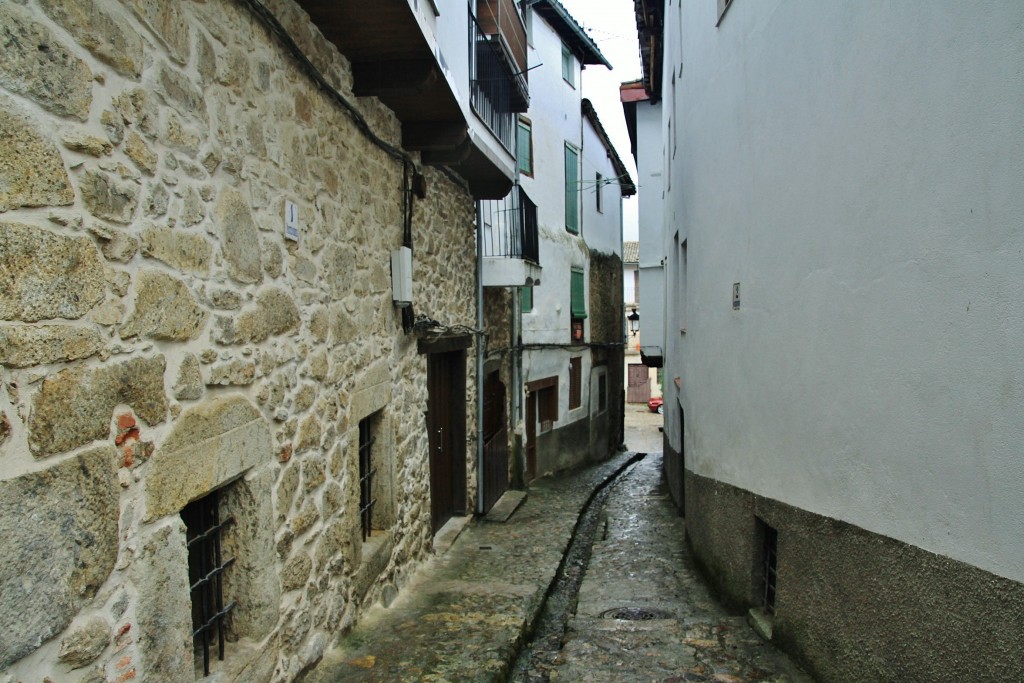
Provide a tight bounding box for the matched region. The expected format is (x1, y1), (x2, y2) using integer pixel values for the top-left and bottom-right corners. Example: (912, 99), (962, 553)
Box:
(570, 269), (586, 319)
(569, 357), (581, 409)
(565, 145), (578, 233)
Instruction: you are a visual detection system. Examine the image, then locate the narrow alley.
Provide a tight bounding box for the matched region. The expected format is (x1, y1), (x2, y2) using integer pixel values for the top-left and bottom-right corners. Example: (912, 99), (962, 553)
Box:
(304, 406), (809, 682)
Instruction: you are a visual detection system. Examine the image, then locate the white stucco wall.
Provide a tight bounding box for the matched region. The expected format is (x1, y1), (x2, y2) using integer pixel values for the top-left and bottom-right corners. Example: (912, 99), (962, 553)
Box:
(518, 6), (624, 436)
(635, 101), (665, 360)
(520, 10), (587, 350)
(581, 117), (624, 257)
(666, 0), (1024, 582)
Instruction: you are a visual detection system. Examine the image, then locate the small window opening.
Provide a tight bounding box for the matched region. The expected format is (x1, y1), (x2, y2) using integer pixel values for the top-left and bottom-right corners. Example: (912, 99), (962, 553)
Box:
(182, 488), (236, 677)
(756, 517), (778, 615)
(568, 357), (582, 409)
(570, 268), (586, 341)
(358, 415), (377, 541)
(537, 384), (558, 433)
(561, 43), (575, 86)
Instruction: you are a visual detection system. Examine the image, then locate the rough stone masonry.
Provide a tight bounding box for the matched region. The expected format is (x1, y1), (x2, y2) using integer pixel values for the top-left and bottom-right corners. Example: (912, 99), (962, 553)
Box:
(0, 0), (481, 681)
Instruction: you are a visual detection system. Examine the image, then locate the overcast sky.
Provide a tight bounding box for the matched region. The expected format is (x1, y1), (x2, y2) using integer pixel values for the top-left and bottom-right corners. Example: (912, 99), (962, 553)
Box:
(558, 0), (643, 242)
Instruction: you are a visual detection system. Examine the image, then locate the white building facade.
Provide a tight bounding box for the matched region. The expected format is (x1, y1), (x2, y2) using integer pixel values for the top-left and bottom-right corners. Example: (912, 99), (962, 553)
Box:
(621, 81), (665, 367)
(515, 1), (634, 479)
(634, 0), (1024, 680)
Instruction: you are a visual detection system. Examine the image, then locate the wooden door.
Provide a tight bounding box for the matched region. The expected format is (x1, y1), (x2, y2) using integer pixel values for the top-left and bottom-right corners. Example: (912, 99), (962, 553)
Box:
(481, 372), (508, 513)
(525, 391), (537, 481)
(427, 351), (467, 533)
(626, 363), (651, 403)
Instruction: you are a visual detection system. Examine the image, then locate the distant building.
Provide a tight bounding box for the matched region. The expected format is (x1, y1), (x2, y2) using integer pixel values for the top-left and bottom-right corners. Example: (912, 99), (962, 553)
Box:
(481, 0), (635, 481)
(623, 240), (639, 307)
(631, 0), (1024, 680)
(621, 80), (665, 368)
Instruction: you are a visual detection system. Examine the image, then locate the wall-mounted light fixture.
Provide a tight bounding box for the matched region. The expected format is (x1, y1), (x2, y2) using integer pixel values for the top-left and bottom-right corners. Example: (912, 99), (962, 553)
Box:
(627, 307), (640, 336)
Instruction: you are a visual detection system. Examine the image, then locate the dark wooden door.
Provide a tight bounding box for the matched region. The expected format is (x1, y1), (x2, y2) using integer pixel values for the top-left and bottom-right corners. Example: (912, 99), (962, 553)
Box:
(626, 363), (651, 403)
(525, 391), (537, 481)
(427, 351), (467, 533)
(481, 372), (508, 513)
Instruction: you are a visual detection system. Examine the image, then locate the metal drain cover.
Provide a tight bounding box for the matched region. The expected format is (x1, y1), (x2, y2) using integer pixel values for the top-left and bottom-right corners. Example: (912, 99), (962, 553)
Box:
(600, 607), (672, 621)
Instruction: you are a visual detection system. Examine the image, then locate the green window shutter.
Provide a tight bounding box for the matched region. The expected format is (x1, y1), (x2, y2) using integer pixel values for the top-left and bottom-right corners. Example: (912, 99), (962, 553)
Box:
(520, 286), (533, 313)
(565, 145), (578, 234)
(570, 269), (586, 318)
(517, 121), (532, 175)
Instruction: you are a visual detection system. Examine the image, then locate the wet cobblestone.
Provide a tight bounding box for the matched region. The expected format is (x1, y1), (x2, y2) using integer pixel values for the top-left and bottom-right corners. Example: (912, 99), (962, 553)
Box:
(304, 406), (810, 682)
(302, 452), (639, 683)
(548, 453), (812, 682)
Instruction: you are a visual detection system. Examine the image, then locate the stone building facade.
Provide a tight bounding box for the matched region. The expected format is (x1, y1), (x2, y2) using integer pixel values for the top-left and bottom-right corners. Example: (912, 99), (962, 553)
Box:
(0, 0), (489, 680)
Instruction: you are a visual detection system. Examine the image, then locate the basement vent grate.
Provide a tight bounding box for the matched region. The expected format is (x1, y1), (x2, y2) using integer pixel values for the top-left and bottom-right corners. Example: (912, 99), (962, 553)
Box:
(600, 607), (672, 621)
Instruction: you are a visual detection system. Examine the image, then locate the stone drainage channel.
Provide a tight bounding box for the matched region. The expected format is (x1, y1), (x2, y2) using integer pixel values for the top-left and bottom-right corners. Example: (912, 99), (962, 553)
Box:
(508, 452), (811, 682)
(509, 452), (646, 681)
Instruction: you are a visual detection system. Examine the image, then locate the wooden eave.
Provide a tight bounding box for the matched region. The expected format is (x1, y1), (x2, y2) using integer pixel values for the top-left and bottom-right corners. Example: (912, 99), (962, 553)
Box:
(296, 0), (513, 198)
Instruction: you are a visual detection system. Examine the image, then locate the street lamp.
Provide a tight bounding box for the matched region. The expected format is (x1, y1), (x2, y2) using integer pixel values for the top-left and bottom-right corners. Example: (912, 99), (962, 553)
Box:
(627, 307), (640, 336)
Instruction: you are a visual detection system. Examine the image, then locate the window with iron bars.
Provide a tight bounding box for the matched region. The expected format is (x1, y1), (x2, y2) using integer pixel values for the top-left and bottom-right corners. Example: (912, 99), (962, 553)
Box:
(358, 415), (377, 541)
(756, 517), (778, 615)
(181, 488), (236, 677)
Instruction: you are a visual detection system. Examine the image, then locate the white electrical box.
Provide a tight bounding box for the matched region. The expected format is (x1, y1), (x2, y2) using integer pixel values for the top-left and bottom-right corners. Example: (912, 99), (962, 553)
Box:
(391, 247), (413, 306)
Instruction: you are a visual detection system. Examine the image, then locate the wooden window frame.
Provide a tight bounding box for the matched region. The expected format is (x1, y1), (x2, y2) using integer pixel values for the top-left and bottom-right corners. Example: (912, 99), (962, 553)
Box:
(520, 285), (533, 313)
(568, 357), (582, 410)
(564, 144), (579, 234)
(561, 43), (575, 87)
(570, 268), (586, 343)
(527, 376), (559, 432)
(517, 117), (534, 177)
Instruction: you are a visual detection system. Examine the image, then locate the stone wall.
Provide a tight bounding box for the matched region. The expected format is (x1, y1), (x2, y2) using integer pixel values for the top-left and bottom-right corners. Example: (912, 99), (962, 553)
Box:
(684, 470), (1024, 682)
(588, 252), (625, 457)
(482, 286), (518, 490)
(0, 0), (478, 680)
(587, 250), (623, 346)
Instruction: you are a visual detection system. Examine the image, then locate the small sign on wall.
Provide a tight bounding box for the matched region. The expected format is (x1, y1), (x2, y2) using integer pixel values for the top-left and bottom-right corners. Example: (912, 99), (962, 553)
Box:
(284, 201), (299, 241)
(733, 282), (741, 310)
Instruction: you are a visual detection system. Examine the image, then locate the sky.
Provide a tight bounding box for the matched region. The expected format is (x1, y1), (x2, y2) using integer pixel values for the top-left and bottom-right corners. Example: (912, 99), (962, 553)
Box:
(558, 0), (643, 242)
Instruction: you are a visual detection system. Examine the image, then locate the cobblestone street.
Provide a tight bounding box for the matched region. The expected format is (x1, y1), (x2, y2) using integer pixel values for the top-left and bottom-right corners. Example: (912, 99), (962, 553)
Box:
(303, 403), (811, 681)
(514, 405), (810, 682)
(545, 453), (810, 682)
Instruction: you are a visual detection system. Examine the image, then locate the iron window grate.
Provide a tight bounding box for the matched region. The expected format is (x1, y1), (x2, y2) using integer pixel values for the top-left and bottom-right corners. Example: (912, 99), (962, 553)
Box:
(761, 522), (778, 615)
(358, 417), (377, 542)
(182, 488), (236, 677)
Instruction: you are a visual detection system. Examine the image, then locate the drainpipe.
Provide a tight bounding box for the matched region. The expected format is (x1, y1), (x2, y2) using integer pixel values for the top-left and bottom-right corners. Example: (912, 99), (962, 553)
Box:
(476, 202), (485, 515)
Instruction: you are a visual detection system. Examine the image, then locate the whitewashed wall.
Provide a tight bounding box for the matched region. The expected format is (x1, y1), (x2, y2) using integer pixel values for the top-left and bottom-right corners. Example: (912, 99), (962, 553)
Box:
(668, 0), (1024, 582)
(581, 117), (623, 257)
(635, 101), (665, 366)
(520, 12), (586, 350)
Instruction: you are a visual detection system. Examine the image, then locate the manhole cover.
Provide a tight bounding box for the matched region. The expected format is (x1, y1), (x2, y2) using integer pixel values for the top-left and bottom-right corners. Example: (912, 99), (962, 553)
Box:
(600, 607), (672, 621)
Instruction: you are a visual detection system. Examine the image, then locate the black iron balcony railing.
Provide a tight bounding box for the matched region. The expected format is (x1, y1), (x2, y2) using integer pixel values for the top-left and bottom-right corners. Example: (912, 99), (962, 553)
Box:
(469, 12), (518, 153)
(474, 0), (529, 107)
(480, 184), (539, 264)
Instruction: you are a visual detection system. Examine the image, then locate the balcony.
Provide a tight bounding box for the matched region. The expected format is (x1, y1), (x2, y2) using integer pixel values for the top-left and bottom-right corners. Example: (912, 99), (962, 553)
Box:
(474, 0), (529, 109)
(480, 185), (542, 288)
(295, 0), (516, 198)
(470, 5), (529, 154)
